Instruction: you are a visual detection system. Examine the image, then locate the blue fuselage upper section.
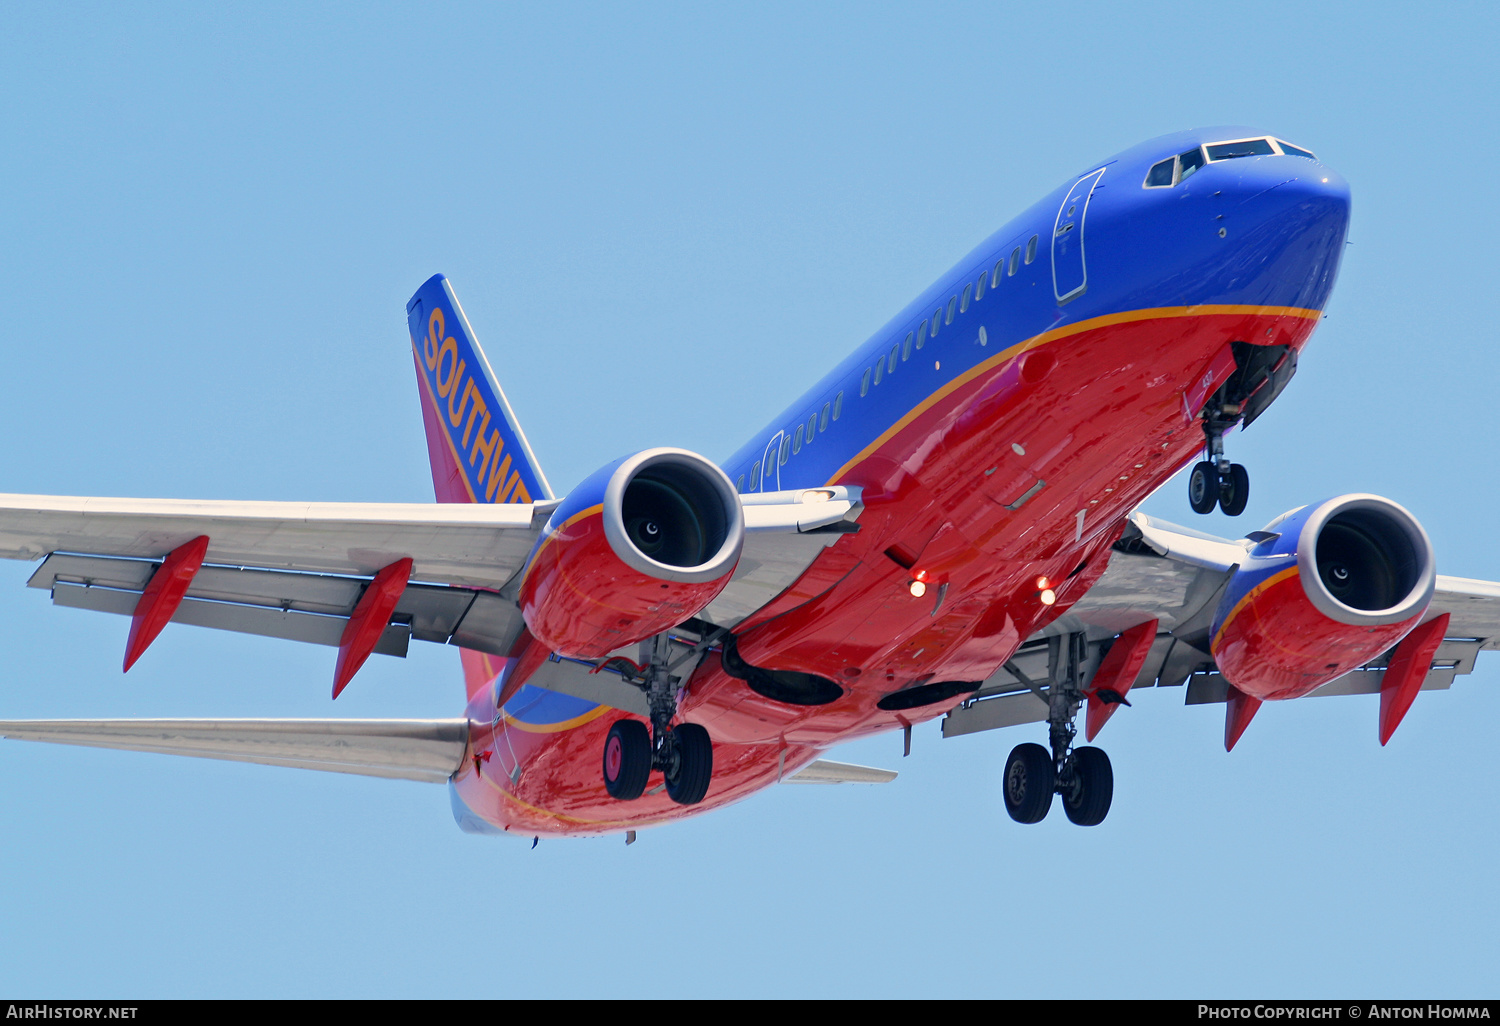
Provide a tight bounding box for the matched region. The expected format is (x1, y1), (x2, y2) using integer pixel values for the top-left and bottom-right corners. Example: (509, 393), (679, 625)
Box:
(720, 127), (1351, 494)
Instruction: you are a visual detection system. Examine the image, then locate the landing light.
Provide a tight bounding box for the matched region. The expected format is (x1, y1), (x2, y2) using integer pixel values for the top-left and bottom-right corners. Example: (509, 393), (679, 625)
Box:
(800, 489), (836, 504)
(1040, 589), (1057, 606)
(909, 580), (928, 598)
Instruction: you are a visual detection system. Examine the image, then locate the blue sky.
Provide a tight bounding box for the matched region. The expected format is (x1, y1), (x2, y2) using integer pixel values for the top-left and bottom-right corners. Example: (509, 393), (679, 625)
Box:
(1, 1), (1497, 998)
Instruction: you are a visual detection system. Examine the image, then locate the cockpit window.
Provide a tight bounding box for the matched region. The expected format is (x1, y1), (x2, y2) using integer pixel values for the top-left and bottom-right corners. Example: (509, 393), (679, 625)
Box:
(1145, 137), (1316, 190)
(1178, 146), (1205, 181)
(1145, 158), (1176, 187)
(1206, 138), (1276, 161)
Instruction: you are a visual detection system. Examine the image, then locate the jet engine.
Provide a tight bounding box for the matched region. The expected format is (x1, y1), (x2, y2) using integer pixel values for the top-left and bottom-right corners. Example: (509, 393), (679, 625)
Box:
(1210, 494), (1435, 701)
(518, 448), (744, 658)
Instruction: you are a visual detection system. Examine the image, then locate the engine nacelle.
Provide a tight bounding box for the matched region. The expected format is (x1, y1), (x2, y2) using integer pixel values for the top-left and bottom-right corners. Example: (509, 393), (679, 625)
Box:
(1210, 494), (1435, 701)
(518, 448), (744, 658)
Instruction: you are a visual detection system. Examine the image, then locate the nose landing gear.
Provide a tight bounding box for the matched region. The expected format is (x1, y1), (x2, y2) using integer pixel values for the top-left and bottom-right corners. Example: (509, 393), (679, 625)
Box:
(1188, 403), (1250, 517)
(1001, 632), (1115, 826)
(1184, 339), (1301, 517)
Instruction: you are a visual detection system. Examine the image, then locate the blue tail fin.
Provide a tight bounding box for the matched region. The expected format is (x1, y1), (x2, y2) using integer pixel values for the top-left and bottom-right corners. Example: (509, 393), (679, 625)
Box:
(406, 275), (553, 505)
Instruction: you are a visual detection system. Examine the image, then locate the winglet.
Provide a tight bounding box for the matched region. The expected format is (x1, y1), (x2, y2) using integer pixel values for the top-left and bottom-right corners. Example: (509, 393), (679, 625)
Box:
(406, 275), (553, 505)
(1084, 619), (1157, 741)
(1379, 613), (1448, 746)
(1224, 685), (1261, 752)
(123, 536), (209, 672)
(333, 558), (412, 698)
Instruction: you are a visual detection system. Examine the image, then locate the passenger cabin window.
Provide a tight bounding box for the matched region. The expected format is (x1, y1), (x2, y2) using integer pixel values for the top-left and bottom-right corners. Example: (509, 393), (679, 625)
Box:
(916, 319), (928, 348)
(806, 413), (817, 441)
(1206, 138), (1276, 161)
(792, 424), (803, 454)
(1178, 146), (1205, 181)
(873, 359), (884, 385)
(993, 260), (1004, 286)
(902, 331), (913, 360)
(1145, 157), (1176, 187)
(974, 273), (986, 302)
(860, 368), (871, 396)
(779, 435), (791, 465)
(736, 474), (745, 492)
(751, 461), (761, 489)
(960, 283), (972, 312)
(931, 308), (942, 337)
(833, 391), (843, 419)
(1276, 139), (1316, 159)
(820, 401), (831, 430)
(888, 344), (899, 373)
(1009, 248), (1021, 275)
(945, 296), (957, 323)
(1025, 236), (1038, 264)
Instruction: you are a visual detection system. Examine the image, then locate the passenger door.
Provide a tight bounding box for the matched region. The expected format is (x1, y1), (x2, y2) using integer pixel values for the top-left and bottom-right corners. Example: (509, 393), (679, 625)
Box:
(760, 431), (784, 492)
(1052, 167), (1107, 305)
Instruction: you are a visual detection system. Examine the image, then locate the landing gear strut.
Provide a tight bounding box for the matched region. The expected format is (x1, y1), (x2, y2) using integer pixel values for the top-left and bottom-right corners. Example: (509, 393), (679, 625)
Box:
(600, 631), (716, 806)
(1001, 632), (1114, 826)
(1188, 402), (1250, 517)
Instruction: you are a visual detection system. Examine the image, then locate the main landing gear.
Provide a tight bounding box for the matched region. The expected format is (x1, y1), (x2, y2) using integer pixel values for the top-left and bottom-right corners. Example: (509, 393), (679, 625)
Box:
(1188, 402), (1249, 517)
(1001, 632), (1114, 826)
(601, 632), (714, 805)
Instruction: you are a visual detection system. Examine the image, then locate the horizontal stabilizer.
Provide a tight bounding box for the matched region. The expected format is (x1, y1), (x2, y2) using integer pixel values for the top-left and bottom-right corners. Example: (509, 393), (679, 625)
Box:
(0, 718), (469, 783)
(783, 759), (898, 784)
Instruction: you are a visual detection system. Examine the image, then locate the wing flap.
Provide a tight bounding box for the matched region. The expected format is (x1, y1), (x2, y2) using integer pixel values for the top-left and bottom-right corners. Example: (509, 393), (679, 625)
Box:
(32, 553), (528, 659)
(0, 718), (469, 783)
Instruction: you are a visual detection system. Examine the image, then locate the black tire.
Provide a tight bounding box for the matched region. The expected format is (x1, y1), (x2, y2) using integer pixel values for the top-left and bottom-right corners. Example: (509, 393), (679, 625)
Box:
(603, 720), (651, 800)
(1219, 462), (1250, 517)
(1188, 461), (1219, 514)
(1061, 746), (1113, 826)
(665, 723), (713, 806)
(1002, 743), (1055, 824)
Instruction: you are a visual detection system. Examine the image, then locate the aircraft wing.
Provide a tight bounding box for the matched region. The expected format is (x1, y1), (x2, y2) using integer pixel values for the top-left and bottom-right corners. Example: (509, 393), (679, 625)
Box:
(0, 487), (862, 670)
(943, 512), (1500, 737)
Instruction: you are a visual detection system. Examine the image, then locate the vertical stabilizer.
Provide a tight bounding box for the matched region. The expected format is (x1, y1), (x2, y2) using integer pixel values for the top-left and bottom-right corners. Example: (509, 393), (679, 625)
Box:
(406, 275), (553, 505)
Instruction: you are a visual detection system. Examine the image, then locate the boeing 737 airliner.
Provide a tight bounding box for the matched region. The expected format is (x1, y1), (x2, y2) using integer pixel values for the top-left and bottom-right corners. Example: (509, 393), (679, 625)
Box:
(1, 127), (1496, 835)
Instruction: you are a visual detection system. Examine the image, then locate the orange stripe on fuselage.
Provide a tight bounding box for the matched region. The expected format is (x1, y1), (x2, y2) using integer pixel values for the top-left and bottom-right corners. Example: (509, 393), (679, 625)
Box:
(501, 703), (612, 734)
(826, 304), (1321, 484)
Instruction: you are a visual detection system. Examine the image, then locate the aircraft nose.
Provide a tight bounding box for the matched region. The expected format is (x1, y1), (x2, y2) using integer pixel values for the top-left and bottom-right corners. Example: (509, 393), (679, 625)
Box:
(1213, 160), (1351, 310)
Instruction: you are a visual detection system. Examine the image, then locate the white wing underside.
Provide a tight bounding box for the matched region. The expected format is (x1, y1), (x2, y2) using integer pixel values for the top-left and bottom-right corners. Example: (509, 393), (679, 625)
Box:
(0, 488), (863, 714)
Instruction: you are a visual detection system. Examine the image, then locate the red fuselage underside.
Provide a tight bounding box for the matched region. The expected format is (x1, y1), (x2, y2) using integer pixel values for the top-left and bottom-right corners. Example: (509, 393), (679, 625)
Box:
(455, 305), (1319, 836)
